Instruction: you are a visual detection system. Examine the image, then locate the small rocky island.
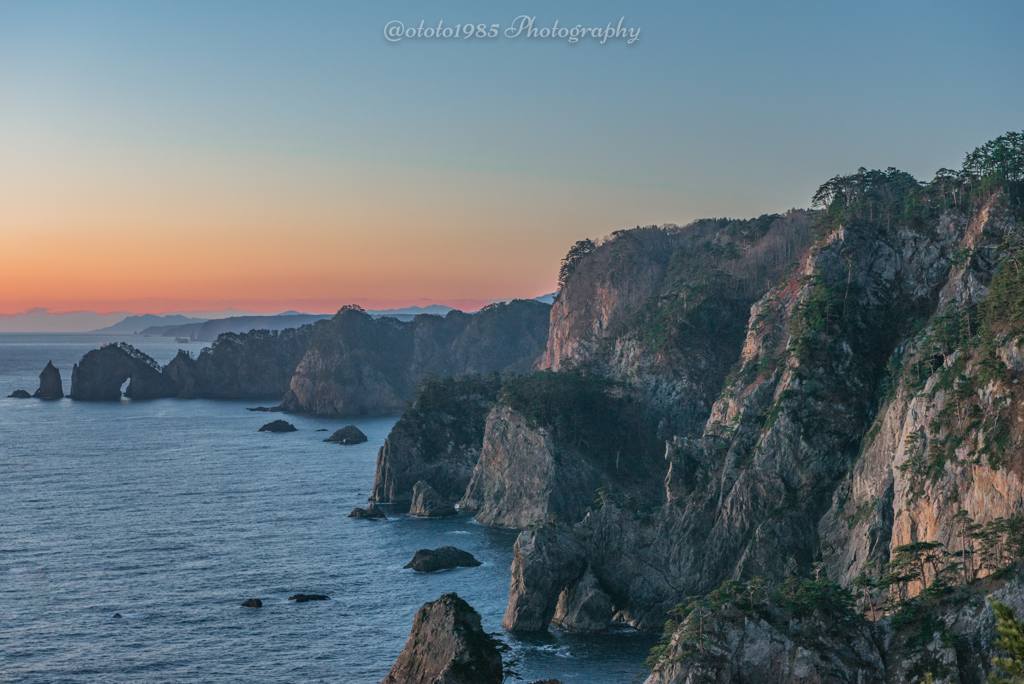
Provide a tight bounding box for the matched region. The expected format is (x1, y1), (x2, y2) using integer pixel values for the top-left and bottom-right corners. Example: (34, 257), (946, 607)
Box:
(258, 420), (297, 433)
(323, 425), (368, 444)
(380, 593), (503, 684)
(349, 503), (387, 519)
(403, 547), (481, 573)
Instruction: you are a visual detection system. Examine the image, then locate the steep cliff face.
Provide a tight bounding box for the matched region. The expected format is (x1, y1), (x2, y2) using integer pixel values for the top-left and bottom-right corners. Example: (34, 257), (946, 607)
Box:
(821, 194), (1024, 589)
(503, 149), (1024, 633)
(164, 325), (320, 399)
(70, 343), (177, 400)
(286, 301), (550, 416)
(541, 213), (815, 439)
(644, 562), (1024, 684)
(461, 369), (664, 528)
(371, 374), (502, 504)
(460, 405), (605, 528)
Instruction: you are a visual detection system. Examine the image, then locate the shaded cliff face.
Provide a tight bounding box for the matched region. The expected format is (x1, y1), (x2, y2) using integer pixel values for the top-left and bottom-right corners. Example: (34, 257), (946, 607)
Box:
(644, 561), (1024, 684)
(541, 213), (815, 439)
(504, 163), (1024, 632)
(287, 300), (550, 416)
(70, 343), (177, 400)
(460, 371), (663, 528)
(380, 593), (504, 684)
(821, 195), (1024, 589)
(164, 325), (320, 400)
(370, 373), (502, 504)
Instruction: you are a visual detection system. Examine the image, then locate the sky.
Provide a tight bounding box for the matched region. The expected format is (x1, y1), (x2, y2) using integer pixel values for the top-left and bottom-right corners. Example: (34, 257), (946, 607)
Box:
(1, 0), (1022, 320)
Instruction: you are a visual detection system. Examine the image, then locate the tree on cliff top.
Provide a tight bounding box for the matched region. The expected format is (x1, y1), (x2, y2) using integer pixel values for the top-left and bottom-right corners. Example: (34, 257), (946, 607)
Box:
(557, 239), (596, 291)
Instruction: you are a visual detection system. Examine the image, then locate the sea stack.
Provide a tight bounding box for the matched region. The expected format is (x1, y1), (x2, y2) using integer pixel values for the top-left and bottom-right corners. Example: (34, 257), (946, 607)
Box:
(33, 361), (64, 399)
(380, 593), (503, 684)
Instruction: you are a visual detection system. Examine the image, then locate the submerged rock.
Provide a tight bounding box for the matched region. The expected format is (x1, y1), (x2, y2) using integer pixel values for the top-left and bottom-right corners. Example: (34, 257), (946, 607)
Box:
(349, 503), (387, 519)
(112, 613), (122, 619)
(404, 546), (482, 573)
(381, 592), (503, 684)
(33, 361), (64, 399)
(409, 481), (457, 517)
(288, 593), (329, 603)
(8, 389), (31, 398)
(247, 405), (286, 412)
(324, 425), (368, 444)
(258, 420), (297, 433)
(241, 598), (263, 608)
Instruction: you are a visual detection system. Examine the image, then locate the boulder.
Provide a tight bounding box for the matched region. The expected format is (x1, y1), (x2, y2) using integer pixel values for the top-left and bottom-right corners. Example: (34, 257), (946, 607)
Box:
(241, 598), (263, 608)
(409, 480), (457, 517)
(8, 389), (31, 398)
(288, 593), (329, 602)
(33, 361), (63, 399)
(350, 503), (387, 519)
(381, 593), (503, 684)
(550, 566), (612, 632)
(324, 425), (368, 444)
(112, 613), (122, 619)
(404, 547), (482, 573)
(259, 420), (297, 433)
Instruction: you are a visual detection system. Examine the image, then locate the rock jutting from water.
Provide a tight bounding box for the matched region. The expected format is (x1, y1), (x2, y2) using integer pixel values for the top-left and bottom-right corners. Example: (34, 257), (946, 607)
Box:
(33, 361), (63, 399)
(323, 425), (368, 444)
(403, 547), (482, 573)
(258, 420), (297, 433)
(8, 389), (31, 398)
(288, 594), (329, 603)
(380, 593), (503, 684)
(241, 598), (263, 608)
(349, 503), (387, 519)
(408, 481), (457, 517)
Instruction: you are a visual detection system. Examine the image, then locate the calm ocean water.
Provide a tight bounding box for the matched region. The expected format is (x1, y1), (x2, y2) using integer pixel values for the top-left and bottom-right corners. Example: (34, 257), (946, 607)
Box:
(0, 334), (654, 683)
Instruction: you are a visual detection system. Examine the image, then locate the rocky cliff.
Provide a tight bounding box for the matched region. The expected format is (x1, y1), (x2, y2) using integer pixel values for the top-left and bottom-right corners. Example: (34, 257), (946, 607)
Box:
(70, 343), (178, 400)
(164, 325), (320, 399)
(380, 593), (504, 684)
(285, 300), (550, 416)
(370, 373), (502, 504)
(498, 134), (1024, 635)
(644, 561), (1024, 684)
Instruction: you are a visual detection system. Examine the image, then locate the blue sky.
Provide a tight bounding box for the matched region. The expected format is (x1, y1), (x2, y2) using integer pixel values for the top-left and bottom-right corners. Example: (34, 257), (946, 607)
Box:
(1, 0), (1021, 317)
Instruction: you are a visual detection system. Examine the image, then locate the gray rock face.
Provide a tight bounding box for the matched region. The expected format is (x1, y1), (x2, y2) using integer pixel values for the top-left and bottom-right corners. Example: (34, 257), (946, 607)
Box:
(258, 420), (296, 433)
(381, 593), (503, 684)
(324, 425), (367, 444)
(460, 405), (604, 529)
(504, 192), (1024, 632)
(349, 503), (387, 519)
(371, 374), (502, 505)
(33, 361), (63, 399)
(8, 389), (31, 398)
(502, 525), (587, 632)
(409, 481), (457, 517)
(551, 566), (612, 632)
(403, 547), (482, 573)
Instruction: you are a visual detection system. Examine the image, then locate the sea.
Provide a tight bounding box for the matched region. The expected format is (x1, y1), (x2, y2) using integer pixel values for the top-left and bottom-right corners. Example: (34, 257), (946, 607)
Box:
(0, 333), (655, 683)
